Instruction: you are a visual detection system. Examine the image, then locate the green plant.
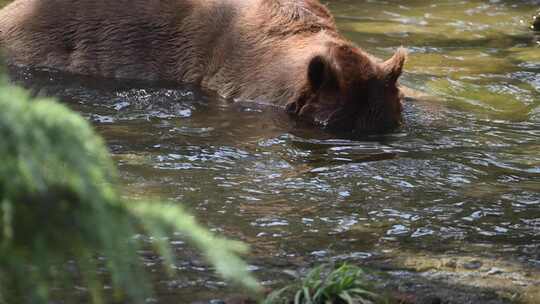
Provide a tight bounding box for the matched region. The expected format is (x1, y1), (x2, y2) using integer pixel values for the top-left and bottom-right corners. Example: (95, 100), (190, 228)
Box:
(264, 264), (386, 304)
(0, 77), (260, 303)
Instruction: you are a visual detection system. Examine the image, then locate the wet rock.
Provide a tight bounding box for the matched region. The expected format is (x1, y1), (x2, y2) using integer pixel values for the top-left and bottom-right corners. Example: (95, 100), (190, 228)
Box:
(420, 295), (443, 304)
(486, 267), (503, 275)
(444, 259), (457, 269)
(222, 295), (258, 304)
(201, 287), (273, 304)
(532, 13), (540, 31)
(463, 260), (482, 270)
(282, 269), (299, 278)
(191, 300), (225, 304)
(392, 291), (417, 304)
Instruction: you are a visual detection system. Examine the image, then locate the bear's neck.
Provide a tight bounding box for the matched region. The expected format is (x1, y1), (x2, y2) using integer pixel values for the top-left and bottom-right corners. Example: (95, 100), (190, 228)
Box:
(191, 0), (342, 106)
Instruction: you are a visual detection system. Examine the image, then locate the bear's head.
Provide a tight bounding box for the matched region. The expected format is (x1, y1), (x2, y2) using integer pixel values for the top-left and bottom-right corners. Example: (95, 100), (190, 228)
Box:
(287, 44), (406, 134)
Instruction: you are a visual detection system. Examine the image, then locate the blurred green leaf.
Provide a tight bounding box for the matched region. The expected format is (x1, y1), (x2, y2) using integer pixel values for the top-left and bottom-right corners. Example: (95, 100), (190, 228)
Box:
(0, 78), (260, 303)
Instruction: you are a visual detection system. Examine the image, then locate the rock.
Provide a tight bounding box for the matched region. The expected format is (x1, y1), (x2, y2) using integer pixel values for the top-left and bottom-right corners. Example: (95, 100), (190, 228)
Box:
(486, 268), (503, 275)
(532, 13), (540, 31)
(444, 259), (457, 269)
(191, 297), (256, 304)
(463, 260), (483, 270)
(223, 295), (258, 304)
(392, 291), (417, 304)
(420, 296), (443, 304)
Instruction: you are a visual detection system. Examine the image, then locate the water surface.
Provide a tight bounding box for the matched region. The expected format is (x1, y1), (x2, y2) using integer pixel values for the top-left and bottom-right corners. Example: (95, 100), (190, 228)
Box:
(8, 0), (540, 302)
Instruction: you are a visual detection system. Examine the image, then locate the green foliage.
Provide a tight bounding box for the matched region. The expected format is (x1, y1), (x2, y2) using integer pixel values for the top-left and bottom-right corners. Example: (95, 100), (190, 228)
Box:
(0, 77), (260, 303)
(264, 264), (387, 304)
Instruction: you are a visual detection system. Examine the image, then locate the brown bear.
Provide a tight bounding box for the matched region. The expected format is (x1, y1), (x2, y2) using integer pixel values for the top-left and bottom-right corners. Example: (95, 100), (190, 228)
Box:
(0, 0), (406, 133)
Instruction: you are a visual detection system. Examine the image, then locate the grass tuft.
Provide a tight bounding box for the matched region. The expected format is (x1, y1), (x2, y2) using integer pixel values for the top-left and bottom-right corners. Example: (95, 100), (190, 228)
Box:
(264, 264), (388, 304)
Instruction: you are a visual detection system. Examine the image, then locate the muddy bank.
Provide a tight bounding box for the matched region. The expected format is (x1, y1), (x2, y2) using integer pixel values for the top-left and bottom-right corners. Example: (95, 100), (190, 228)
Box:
(361, 252), (539, 304)
(378, 254), (540, 304)
(192, 252), (540, 304)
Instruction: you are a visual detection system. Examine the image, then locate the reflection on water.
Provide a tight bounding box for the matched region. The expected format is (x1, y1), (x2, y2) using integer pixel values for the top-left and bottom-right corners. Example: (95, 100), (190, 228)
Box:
(7, 0), (540, 301)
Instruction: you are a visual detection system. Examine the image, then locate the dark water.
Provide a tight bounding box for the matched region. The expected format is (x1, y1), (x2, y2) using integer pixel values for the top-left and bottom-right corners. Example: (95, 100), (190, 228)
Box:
(7, 0), (540, 302)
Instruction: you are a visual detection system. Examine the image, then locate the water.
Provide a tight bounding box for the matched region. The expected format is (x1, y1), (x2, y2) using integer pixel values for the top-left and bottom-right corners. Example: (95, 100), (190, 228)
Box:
(6, 0), (540, 302)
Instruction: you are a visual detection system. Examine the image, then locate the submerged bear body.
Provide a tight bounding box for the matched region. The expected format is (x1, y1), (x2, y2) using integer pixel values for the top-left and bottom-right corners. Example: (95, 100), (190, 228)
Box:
(0, 0), (406, 133)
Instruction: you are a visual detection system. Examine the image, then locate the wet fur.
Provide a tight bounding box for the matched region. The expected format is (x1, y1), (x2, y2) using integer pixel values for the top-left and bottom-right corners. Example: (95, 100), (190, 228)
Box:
(0, 0), (406, 132)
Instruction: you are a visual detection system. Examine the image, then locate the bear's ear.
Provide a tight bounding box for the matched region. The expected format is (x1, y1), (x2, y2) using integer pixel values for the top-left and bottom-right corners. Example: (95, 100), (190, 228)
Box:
(308, 55), (337, 91)
(382, 47), (407, 84)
